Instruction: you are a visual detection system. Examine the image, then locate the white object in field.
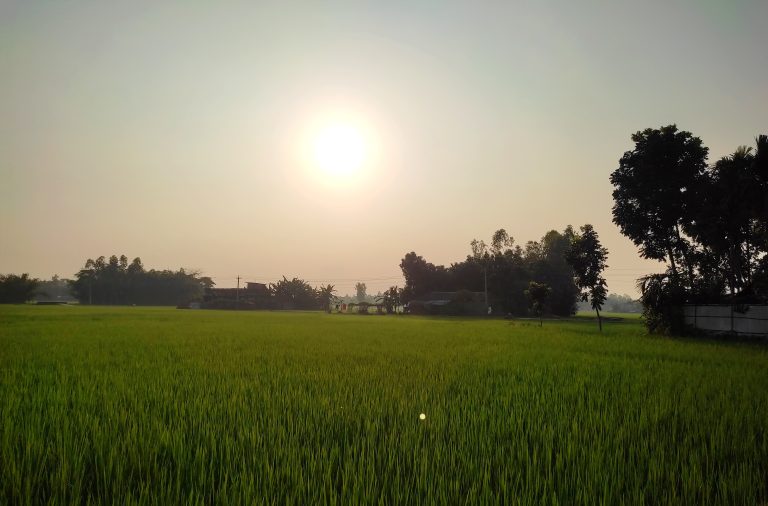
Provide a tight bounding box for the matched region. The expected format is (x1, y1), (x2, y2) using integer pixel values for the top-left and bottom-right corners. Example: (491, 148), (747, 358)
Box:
(419, 413), (426, 421)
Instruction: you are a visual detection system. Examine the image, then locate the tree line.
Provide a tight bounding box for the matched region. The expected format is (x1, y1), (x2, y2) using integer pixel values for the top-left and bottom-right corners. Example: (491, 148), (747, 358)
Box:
(398, 225), (609, 324)
(70, 255), (213, 306)
(3, 227), (613, 328)
(611, 126), (768, 333)
(0, 274), (40, 304)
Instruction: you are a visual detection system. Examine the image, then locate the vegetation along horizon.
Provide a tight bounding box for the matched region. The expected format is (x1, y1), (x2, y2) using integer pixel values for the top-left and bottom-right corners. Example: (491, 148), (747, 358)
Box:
(2, 305), (767, 504)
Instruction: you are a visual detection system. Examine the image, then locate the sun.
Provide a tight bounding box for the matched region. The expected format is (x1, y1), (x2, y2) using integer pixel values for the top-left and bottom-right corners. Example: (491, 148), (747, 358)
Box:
(312, 122), (367, 178)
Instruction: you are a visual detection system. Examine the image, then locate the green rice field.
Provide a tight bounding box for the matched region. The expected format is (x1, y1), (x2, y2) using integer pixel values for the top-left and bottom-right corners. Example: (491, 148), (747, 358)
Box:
(1, 306), (767, 504)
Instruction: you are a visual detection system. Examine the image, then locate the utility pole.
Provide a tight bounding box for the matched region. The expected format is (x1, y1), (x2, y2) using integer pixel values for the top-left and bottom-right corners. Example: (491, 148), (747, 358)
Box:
(236, 275), (240, 310)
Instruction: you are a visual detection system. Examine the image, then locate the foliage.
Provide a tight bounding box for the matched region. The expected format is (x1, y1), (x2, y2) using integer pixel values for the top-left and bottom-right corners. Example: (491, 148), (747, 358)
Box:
(269, 277), (319, 310)
(316, 284), (337, 312)
(4, 306), (767, 503)
(376, 286), (401, 314)
(0, 273), (40, 303)
(399, 252), (451, 303)
(610, 125), (708, 283)
(70, 255), (210, 306)
(611, 127), (768, 332)
(597, 294), (641, 313)
(566, 224), (609, 331)
(525, 281), (550, 326)
(637, 273), (687, 335)
(400, 227), (578, 316)
(354, 282), (367, 303)
(524, 228), (579, 316)
(686, 138), (768, 297)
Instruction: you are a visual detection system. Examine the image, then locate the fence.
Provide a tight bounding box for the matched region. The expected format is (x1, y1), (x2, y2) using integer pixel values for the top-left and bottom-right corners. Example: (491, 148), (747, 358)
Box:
(682, 304), (768, 337)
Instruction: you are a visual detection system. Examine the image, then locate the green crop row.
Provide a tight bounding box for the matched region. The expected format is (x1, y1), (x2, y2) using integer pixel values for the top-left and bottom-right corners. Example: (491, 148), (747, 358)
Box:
(1, 306), (766, 504)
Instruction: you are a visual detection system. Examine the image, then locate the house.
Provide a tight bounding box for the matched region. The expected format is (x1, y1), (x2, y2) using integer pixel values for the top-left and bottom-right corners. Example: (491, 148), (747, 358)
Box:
(205, 282), (269, 300)
(203, 281), (271, 308)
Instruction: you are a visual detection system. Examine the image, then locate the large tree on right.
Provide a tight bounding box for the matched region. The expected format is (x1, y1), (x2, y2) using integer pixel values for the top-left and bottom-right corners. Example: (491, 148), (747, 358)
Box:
(610, 125), (708, 285)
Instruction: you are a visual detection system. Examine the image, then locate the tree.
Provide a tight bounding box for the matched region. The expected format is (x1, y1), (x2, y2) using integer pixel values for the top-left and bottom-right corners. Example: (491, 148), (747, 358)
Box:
(566, 224), (609, 331)
(610, 125), (708, 285)
(470, 238), (490, 309)
(270, 276), (318, 309)
(376, 285), (401, 314)
(610, 128), (768, 333)
(602, 293), (641, 313)
(525, 281), (550, 327)
(491, 229), (514, 255)
(317, 284), (337, 312)
(0, 274), (40, 303)
(637, 271), (686, 335)
(537, 228), (579, 316)
(355, 282), (367, 302)
(685, 137), (768, 298)
(71, 254), (209, 306)
(399, 252), (450, 302)
(399, 226), (578, 316)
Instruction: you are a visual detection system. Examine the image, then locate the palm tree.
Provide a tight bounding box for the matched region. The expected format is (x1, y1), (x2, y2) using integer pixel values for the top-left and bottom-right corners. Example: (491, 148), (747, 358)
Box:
(317, 284), (337, 312)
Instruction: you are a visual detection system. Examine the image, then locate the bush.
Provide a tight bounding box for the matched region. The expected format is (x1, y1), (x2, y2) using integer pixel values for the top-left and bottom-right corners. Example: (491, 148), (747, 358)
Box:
(637, 273), (687, 335)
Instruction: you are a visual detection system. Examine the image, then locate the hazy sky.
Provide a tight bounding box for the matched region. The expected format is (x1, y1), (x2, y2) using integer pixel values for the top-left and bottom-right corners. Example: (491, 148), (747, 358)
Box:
(1, 0), (767, 295)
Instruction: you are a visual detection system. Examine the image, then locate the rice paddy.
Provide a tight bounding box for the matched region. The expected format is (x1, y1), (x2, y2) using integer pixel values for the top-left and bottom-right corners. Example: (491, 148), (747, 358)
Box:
(1, 306), (767, 504)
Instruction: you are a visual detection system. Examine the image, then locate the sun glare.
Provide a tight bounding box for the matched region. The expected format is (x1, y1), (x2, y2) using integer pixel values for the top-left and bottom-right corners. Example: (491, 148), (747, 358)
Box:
(312, 123), (367, 178)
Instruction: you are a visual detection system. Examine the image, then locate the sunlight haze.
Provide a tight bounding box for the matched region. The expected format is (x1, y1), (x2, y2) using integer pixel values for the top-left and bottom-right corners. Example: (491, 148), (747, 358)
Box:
(1, 0), (767, 295)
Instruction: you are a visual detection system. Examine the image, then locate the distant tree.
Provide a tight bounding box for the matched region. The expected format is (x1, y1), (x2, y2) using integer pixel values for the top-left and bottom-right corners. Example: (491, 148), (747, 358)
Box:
(127, 257), (144, 275)
(270, 276), (318, 310)
(470, 238), (490, 308)
(0, 274), (40, 303)
(602, 293), (642, 313)
(525, 228), (580, 316)
(399, 226), (578, 316)
(399, 252), (450, 302)
(490, 229), (514, 255)
(525, 281), (550, 327)
(470, 229), (517, 313)
(71, 254), (208, 305)
(566, 224), (609, 331)
(355, 282), (367, 302)
(317, 284), (337, 312)
(376, 285), (401, 314)
(610, 125), (708, 285)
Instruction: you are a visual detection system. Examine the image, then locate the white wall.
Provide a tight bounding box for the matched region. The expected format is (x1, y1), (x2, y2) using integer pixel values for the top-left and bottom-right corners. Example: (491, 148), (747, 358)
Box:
(683, 305), (768, 336)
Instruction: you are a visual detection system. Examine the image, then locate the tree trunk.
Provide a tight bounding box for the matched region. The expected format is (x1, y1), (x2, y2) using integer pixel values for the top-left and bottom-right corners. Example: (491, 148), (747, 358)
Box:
(675, 224), (695, 287)
(596, 307), (602, 332)
(666, 244), (679, 281)
(745, 235), (752, 286)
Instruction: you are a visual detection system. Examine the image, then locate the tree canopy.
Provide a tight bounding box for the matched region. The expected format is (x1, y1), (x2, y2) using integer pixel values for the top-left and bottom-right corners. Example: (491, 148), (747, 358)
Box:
(400, 227), (579, 316)
(566, 224), (609, 331)
(0, 274), (40, 304)
(611, 126), (768, 333)
(71, 255), (212, 306)
(610, 125), (708, 283)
